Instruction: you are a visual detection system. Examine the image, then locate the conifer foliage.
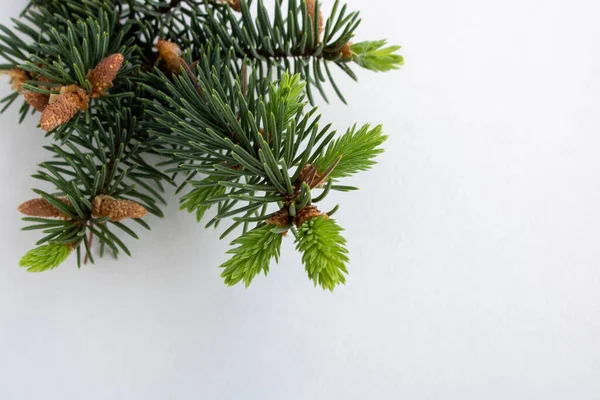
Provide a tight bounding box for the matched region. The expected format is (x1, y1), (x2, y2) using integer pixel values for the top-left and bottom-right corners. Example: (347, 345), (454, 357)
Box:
(1, 0), (402, 290)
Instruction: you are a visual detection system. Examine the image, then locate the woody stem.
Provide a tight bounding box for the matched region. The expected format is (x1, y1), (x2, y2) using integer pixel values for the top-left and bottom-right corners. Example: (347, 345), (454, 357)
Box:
(83, 223), (94, 265)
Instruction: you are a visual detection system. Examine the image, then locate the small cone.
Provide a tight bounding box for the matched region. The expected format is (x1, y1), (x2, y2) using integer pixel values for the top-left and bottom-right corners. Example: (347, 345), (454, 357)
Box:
(24, 91), (49, 112)
(37, 75), (54, 84)
(156, 39), (182, 74)
(266, 208), (290, 228)
(305, 0), (324, 41)
(92, 195), (147, 222)
(87, 53), (124, 97)
(40, 85), (89, 132)
(340, 42), (353, 59)
(2, 69), (29, 93)
(18, 198), (72, 219)
(297, 163), (329, 189)
(227, 0), (241, 11)
(23, 75), (54, 112)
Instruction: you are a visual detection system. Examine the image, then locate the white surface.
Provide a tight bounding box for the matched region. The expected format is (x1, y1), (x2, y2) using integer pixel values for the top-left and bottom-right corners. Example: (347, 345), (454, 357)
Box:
(1, 0), (600, 399)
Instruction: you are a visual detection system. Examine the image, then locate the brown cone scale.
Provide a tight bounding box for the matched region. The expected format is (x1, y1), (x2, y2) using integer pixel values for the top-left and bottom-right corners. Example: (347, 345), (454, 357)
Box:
(266, 208), (291, 228)
(87, 53), (124, 97)
(40, 85), (89, 132)
(24, 91), (50, 112)
(294, 205), (327, 227)
(156, 39), (182, 74)
(305, 0), (324, 41)
(227, 0), (241, 11)
(3, 69), (29, 93)
(18, 198), (72, 219)
(340, 42), (353, 59)
(92, 195), (147, 222)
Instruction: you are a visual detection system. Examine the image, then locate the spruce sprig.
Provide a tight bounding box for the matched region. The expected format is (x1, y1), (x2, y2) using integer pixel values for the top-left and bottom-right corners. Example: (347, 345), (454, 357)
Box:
(178, 0), (402, 103)
(146, 59), (379, 288)
(350, 40), (404, 72)
(295, 216), (349, 291)
(19, 243), (73, 272)
(313, 124), (388, 180)
(0, 0), (402, 289)
(221, 224), (283, 287)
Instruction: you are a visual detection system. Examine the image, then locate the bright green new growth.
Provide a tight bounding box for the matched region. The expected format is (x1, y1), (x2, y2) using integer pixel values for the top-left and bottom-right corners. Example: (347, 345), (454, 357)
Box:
(1, 0), (402, 290)
(221, 224), (283, 287)
(313, 124), (388, 180)
(180, 177), (228, 223)
(19, 243), (72, 272)
(351, 40), (404, 72)
(295, 216), (349, 291)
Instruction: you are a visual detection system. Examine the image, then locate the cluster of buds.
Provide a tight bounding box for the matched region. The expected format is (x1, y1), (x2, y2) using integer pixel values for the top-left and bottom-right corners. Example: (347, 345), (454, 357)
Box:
(4, 54), (125, 132)
(267, 205), (329, 229)
(266, 160), (340, 230)
(18, 195), (146, 223)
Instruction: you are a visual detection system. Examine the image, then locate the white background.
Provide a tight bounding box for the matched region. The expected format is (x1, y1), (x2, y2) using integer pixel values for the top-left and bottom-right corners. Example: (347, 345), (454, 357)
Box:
(1, 0), (600, 398)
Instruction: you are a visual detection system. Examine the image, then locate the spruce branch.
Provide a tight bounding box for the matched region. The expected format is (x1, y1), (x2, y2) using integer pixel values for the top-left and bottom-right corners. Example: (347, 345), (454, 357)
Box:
(147, 59), (380, 288)
(180, 176), (228, 222)
(177, 0), (403, 103)
(1, 0), (401, 288)
(17, 103), (164, 269)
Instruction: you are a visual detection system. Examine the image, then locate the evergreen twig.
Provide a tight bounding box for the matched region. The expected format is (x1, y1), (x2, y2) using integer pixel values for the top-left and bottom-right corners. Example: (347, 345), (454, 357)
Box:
(1, 0), (402, 290)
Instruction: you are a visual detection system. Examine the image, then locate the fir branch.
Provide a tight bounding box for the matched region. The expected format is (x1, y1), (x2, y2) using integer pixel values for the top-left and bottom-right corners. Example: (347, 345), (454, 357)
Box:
(1, 0), (401, 287)
(19, 102), (162, 268)
(177, 0), (403, 103)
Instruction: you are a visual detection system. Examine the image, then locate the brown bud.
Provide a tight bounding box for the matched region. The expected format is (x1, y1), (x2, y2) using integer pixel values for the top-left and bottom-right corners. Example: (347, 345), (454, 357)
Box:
(37, 75), (54, 84)
(340, 42), (353, 59)
(298, 164), (319, 187)
(298, 163), (329, 189)
(18, 197), (72, 219)
(266, 208), (290, 228)
(156, 39), (182, 74)
(298, 157), (341, 189)
(305, 0), (324, 41)
(23, 75), (54, 112)
(92, 195), (147, 222)
(294, 205), (327, 227)
(24, 91), (50, 112)
(86, 53), (124, 97)
(40, 85), (89, 131)
(227, 0), (241, 11)
(2, 69), (29, 93)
